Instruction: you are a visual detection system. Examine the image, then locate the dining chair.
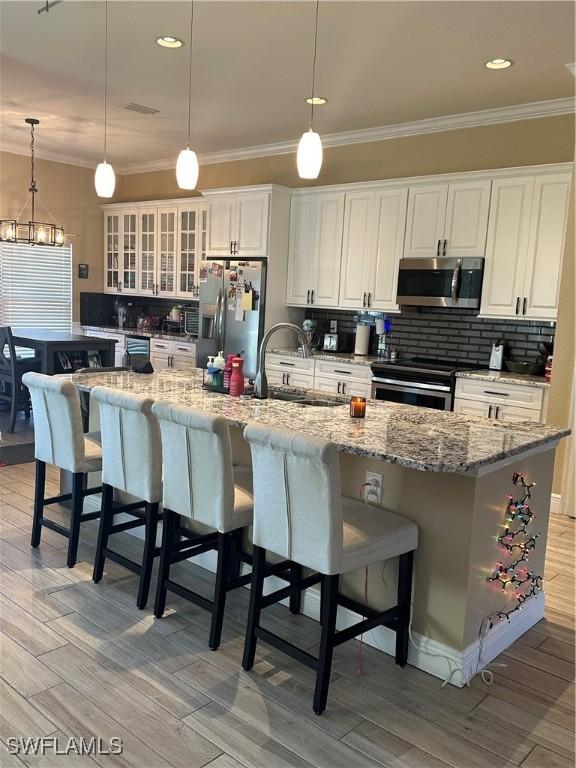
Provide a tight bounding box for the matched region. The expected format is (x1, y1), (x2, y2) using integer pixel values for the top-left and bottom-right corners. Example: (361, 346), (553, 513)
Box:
(0, 326), (41, 432)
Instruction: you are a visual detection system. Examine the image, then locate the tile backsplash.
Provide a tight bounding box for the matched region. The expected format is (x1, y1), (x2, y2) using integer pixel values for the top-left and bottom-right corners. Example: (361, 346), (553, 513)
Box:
(80, 292), (197, 329)
(305, 306), (556, 365)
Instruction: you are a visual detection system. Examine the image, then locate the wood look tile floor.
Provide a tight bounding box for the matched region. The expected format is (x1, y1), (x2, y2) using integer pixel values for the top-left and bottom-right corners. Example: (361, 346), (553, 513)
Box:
(0, 461), (574, 768)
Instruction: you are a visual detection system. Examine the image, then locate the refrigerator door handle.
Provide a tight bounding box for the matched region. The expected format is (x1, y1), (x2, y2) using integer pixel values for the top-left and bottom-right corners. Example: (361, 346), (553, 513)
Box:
(215, 289), (224, 351)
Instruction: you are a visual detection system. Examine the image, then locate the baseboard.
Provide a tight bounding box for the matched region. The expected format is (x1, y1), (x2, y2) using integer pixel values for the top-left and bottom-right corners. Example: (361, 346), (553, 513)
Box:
(189, 549), (545, 688)
(550, 492), (570, 517)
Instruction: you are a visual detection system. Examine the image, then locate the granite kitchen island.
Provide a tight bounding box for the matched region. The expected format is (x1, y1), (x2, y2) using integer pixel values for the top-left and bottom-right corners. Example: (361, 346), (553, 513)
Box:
(70, 368), (569, 685)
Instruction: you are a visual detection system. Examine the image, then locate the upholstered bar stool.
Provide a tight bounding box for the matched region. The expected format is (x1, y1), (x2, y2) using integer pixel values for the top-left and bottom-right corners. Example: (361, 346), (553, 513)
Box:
(242, 424), (419, 715)
(150, 402), (259, 650)
(22, 372), (103, 568)
(91, 386), (163, 609)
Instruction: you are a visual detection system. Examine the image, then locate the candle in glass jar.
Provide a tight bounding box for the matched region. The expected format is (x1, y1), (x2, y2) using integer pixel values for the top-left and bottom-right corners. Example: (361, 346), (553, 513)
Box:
(350, 396), (367, 418)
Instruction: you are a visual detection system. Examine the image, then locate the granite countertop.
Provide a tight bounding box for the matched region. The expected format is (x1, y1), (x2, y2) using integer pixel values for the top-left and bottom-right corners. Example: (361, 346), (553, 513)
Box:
(267, 348), (378, 367)
(82, 325), (197, 343)
(69, 368), (568, 475)
(455, 369), (550, 389)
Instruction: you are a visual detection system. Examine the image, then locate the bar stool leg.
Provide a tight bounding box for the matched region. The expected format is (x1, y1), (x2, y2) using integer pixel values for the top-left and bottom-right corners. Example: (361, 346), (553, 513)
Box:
(395, 550), (414, 667)
(31, 459), (46, 548)
(289, 563), (303, 615)
(313, 574), (339, 715)
(242, 544), (266, 671)
(66, 473), (84, 568)
(137, 502), (159, 610)
(209, 532), (232, 650)
(154, 509), (177, 618)
(93, 483), (114, 582)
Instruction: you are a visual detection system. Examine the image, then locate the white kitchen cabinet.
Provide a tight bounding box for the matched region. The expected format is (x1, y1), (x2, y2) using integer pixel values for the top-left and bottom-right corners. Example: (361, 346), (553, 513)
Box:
(151, 338), (196, 370)
(104, 213), (120, 292)
(404, 180), (491, 259)
(480, 172), (570, 320)
(206, 191), (269, 257)
(139, 208), (157, 295)
(339, 187), (408, 310)
(454, 377), (548, 424)
(157, 207), (178, 296)
(522, 173), (571, 320)
(314, 375), (372, 398)
(286, 191), (344, 308)
(286, 196), (317, 306)
(120, 211), (138, 292)
(178, 204), (207, 299)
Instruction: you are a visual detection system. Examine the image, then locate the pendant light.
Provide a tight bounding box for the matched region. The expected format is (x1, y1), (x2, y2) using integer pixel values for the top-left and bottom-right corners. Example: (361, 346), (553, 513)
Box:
(95, 0), (115, 198)
(176, 0), (199, 189)
(0, 118), (65, 247)
(297, 0), (323, 179)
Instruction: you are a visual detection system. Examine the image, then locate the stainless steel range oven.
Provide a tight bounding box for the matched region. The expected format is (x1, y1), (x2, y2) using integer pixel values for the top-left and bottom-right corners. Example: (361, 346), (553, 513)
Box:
(371, 357), (481, 411)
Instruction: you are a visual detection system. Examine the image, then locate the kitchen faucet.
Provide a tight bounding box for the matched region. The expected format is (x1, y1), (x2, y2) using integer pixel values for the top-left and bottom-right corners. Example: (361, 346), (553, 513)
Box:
(254, 323), (311, 399)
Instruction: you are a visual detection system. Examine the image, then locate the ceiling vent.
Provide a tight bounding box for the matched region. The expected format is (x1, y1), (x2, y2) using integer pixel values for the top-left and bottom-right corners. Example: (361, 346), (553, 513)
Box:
(123, 103), (160, 116)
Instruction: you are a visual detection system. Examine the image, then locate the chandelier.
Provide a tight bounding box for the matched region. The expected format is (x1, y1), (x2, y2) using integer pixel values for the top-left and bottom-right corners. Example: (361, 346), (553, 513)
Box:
(0, 118), (65, 247)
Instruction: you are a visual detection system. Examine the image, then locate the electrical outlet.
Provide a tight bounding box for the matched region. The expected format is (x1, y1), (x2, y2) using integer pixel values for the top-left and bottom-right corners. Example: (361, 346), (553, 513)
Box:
(330, 320), (338, 333)
(364, 471), (383, 505)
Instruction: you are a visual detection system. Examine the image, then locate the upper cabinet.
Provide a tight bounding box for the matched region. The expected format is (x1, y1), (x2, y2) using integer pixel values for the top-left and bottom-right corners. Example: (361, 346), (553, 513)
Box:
(404, 179), (491, 258)
(480, 172), (570, 320)
(286, 191), (344, 307)
(339, 187), (408, 310)
(205, 190), (269, 257)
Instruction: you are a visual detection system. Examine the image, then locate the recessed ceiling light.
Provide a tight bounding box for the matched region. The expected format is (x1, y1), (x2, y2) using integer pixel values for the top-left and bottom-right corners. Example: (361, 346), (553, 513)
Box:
(156, 36), (184, 49)
(485, 58), (513, 70)
(306, 96), (328, 105)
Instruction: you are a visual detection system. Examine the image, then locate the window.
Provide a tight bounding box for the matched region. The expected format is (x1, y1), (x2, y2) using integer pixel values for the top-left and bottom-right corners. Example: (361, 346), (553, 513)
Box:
(0, 243), (73, 331)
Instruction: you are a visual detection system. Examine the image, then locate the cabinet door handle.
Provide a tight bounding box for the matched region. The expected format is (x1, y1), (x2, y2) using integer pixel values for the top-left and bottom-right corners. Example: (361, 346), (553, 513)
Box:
(230, 241), (233, 255)
(436, 240), (441, 257)
(495, 405), (500, 419)
(278, 361), (295, 367)
(484, 390), (509, 397)
(286, 373), (290, 386)
(342, 382), (346, 395)
(488, 404), (493, 418)
(310, 290), (315, 304)
(515, 297), (520, 315)
(523, 297), (527, 315)
(235, 241), (239, 254)
(282, 373), (286, 385)
(333, 369), (351, 375)
(368, 292), (372, 307)
(337, 382), (341, 394)
(443, 239), (447, 257)
(362, 292), (367, 307)
(307, 289), (310, 304)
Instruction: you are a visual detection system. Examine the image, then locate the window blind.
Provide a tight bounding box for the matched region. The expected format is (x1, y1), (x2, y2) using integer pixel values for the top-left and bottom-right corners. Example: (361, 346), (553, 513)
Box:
(0, 243), (73, 332)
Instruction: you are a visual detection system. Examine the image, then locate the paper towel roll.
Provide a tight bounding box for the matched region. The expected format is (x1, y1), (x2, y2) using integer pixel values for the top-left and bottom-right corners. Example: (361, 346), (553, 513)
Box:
(354, 324), (370, 356)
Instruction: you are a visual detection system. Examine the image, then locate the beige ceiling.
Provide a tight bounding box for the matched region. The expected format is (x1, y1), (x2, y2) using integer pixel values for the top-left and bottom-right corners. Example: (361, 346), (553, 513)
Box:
(1, 0), (574, 171)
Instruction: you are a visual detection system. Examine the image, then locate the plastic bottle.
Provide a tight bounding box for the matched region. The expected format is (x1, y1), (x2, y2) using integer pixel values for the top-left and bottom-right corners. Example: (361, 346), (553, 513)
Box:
(229, 355), (245, 397)
(213, 350), (225, 389)
(223, 354), (235, 391)
(205, 356), (215, 386)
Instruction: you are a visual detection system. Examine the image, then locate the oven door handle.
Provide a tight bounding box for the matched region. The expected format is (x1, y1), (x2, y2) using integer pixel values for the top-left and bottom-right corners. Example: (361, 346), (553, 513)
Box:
(371, 377), (451, 393)
(450, 260), (461, 305)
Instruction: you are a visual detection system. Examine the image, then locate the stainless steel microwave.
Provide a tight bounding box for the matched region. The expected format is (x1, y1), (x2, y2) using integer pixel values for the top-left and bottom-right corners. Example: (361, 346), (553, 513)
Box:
(396, 257), (484, 309)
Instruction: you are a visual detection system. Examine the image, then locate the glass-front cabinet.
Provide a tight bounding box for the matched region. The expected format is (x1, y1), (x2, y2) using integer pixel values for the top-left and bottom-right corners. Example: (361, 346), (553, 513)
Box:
(105, 213), (120, 291)
(121, 212), (137, 292)
(157, 207), (178, 296)
(178, 204), (207, 299)
(139, 209), (156, 295)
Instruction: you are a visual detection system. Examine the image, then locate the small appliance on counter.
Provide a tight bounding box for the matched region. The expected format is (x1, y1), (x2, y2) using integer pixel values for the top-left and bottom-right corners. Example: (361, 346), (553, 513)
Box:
(303, 319), (322, 350)
(354, 323), (370, 356)
(489, 340), (505, 370)
(323, 333), (339, 352)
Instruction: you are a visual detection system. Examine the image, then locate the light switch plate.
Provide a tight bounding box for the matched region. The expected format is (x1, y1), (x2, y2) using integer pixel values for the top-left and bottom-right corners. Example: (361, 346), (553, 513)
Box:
(330, 320), (338, 333)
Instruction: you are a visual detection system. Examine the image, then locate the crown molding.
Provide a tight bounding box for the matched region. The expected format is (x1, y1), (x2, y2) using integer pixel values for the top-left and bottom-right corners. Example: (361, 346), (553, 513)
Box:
(0, 140), (96, 170)
(2, 97), (574, 176)
(118, 97), (576, 175)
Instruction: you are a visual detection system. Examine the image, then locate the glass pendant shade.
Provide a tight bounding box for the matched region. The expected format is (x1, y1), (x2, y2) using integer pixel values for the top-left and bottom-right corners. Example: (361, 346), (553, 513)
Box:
(297, 129), (323, 179)
(176, 148), (199, 190)
(94, 161), (116, 198)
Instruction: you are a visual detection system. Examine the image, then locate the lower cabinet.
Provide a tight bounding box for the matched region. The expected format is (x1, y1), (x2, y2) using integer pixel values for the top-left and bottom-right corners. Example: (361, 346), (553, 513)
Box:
(453, 378), (547, 423)
(267, 369), (315, 388)
(265, 352), (372, 397)
(151, 338), (196, 370)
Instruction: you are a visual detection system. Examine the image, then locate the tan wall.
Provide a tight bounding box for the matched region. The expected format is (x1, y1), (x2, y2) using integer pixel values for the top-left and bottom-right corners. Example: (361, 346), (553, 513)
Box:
(0, 151), (104, 322)
(118, 114), (575, 200)
(548, 170), (575, 495)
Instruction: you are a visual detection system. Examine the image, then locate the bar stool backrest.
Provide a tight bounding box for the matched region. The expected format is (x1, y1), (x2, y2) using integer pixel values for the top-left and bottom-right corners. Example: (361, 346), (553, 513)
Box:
(244, 424), (343, 574)
(151, 402), (235, 530)
(92, 386), (162, 503)
(22, 372), (86, 472)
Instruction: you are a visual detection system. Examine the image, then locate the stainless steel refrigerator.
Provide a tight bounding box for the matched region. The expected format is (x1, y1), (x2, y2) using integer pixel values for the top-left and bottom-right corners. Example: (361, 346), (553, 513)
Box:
(197, 260), (267, 380)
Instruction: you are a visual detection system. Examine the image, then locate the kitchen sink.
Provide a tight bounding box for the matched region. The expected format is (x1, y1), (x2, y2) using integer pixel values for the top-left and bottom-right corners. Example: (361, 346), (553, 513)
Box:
(267, 391), (345, 407)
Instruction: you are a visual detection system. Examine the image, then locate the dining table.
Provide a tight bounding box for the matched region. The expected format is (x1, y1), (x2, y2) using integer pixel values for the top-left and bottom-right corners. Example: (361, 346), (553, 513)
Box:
(11, 328), (116, 375)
